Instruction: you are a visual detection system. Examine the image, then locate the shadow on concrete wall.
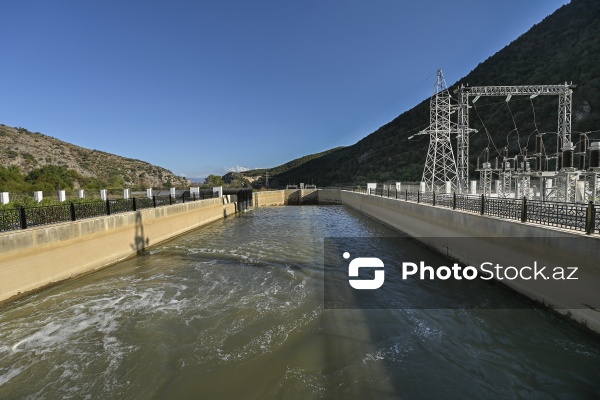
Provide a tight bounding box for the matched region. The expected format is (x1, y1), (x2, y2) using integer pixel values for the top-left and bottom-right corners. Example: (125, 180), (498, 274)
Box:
(131, 211), (149, 255)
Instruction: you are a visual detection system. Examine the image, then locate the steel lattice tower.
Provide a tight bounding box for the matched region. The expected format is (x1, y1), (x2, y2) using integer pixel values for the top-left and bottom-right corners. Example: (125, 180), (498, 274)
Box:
(421, 70), (458, 192)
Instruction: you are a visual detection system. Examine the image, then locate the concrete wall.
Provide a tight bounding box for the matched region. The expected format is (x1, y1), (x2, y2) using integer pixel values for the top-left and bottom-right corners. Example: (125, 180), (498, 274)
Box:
(284, 189), (318, 205)
(0, 199), (237, 304)
(254, 189), (319, 206)
(254, 190), (286, 207)
(329, 190), (600, 333)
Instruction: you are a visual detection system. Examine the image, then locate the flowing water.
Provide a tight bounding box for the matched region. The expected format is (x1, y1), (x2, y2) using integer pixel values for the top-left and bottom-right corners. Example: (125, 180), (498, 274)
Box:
(0, 206), (599, 399)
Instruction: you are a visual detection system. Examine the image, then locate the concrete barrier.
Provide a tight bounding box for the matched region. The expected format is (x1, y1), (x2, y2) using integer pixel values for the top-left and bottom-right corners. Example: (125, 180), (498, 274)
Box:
(0, 199), (237, 304)
(327, 190), (600, 333)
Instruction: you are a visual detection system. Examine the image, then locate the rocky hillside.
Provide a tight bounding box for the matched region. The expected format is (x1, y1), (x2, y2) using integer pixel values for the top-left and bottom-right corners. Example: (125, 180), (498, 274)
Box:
(0, 124), (189, 189)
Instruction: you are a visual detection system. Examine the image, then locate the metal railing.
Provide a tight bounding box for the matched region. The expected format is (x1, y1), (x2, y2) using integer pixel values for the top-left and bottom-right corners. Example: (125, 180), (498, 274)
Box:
(0, 188), (254, 233)
(349, 187), (600, 235)
(0, 193), (213, 233)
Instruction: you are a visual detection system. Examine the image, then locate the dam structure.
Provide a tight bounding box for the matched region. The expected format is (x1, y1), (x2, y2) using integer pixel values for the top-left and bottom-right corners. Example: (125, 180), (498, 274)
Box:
(1, 186), (598, 331)
(0, 196), (599, 399)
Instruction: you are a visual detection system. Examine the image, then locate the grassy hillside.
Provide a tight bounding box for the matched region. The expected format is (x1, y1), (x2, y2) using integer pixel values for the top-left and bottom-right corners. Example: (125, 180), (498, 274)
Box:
(0, 124), (189, 191)
(255, 0), (600, 187)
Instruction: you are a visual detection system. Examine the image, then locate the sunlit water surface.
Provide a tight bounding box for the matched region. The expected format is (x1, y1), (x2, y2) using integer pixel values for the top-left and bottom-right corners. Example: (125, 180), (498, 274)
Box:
(0, 206), (599, 399)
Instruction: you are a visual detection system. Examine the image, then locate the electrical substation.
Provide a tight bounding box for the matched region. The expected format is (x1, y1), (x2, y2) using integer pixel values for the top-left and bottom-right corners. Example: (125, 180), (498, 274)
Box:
(417, 70), (599, 203)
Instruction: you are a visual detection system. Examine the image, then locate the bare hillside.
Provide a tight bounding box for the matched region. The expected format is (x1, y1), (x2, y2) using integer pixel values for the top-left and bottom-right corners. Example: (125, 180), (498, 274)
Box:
(0, 124), (189, 188)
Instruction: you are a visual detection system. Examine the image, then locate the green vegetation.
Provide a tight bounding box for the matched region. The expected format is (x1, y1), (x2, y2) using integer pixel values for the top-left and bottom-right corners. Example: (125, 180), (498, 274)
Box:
(240, 0), (600, 187)
(203, 174), (225, 187)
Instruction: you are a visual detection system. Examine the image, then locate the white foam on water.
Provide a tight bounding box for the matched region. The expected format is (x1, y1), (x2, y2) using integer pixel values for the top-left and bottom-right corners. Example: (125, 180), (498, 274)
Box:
(0, 365), (26, 386)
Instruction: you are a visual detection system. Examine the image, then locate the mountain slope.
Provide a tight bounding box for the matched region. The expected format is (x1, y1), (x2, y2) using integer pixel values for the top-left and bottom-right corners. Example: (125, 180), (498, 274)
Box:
(259, 0), (600, 187)
(0, 124), (189, 189)
(229, 147), (345, 187)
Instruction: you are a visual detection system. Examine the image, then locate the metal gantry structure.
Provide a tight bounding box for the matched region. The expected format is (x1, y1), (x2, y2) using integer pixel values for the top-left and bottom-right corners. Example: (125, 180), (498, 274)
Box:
(457, 83), (575, 196)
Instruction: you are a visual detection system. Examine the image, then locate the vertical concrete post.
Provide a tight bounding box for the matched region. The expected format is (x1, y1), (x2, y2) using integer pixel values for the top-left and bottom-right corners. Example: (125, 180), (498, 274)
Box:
(213, 186), (223, 198)
(495, 180), (500, 195)
(100, 189), (108, 201)
(78, 189), (85, 199)
(0, 192), (9, 205)
(170, 187), (176, 197)
(445, 181), (451, 194)
(470, 181), (477, 195)
(146, 188), (153, 199)
(34, 191), (43, 203)
(123, 189), (130, 199)
(420, 182), (426, 192)
(58, 190), (66, 202)
(395, 182), (402, 192)
(367, 183), (376, 195)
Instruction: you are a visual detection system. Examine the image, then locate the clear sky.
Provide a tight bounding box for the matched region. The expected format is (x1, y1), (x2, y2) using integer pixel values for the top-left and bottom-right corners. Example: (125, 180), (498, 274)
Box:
(1, 0), (570, 179)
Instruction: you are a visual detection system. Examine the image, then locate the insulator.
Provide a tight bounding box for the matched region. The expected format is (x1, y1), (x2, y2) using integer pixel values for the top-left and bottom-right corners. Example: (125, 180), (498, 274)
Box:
(514, 156), (519, 171)
(557, 154), (562, 171)
(535, 156), (542, 172)
(535, 135), (543, 155)
(484, 148), (489, 163)
(495, 157), (498, 169)
(578, 154), (586, 170)
(590, 142), (600, 169)
(579, 134), (588, 153)
(562, 142), (575, 169)
(502, 147), (508, 159)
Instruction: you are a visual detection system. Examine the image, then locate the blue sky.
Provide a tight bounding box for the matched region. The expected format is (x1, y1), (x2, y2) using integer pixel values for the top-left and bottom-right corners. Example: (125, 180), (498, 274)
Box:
(1, 0), (569, 179)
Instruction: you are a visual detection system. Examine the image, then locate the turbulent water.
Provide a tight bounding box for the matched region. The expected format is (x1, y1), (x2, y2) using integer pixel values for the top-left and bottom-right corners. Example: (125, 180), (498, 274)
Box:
(0, 206), (599, 399)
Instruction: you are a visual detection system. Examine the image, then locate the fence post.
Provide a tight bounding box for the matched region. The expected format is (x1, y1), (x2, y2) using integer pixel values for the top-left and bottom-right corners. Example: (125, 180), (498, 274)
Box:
(70, 202), (76, 221)
(480, 194), (485, 215)
(417, 191), (420, 203)
(520, 197), (527, 222)
(132, 197), (137, 211)
(432, 192), (436, 206)
(405, 189), (408, 201)
(169, 194), (172, 205)
(453, 192), (457, 210)
(387, 188), (390, 198)
(153, 195), (157, 208)
(106, 199), (111, 216)
(586, 201), (595, 235)
(20, 207), (27, 229)
(395, 189), (398, 199)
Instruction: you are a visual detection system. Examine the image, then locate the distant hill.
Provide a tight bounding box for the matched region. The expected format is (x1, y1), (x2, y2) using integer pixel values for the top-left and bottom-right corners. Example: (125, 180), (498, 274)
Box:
(254, 0), (600, 187)
(0, 124), (190, 190)
(224, 147), (345, 188)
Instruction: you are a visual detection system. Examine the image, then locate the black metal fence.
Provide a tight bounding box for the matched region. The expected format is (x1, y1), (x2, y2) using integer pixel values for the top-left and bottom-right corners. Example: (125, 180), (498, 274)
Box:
(0, 194), (209, 233)
(0, 188), (254, 233)
(358, 187), (600, 235)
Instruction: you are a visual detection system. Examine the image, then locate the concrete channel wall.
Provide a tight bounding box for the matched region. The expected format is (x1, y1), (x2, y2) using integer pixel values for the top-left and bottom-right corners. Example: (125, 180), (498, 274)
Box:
(0, 199), (237, 304)
(253, 189), (318, 206)
(317, 189), (600, 333)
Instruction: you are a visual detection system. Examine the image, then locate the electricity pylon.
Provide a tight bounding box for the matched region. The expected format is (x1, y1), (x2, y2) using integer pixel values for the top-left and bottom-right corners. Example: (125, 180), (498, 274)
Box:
(421, 69), (458, 192)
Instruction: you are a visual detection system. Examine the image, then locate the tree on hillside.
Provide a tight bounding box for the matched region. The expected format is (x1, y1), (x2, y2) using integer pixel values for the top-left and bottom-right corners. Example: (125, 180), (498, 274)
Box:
(25, 165), (75, 191)
(204, 174), (225, 187)
(0, 165), (28, 191)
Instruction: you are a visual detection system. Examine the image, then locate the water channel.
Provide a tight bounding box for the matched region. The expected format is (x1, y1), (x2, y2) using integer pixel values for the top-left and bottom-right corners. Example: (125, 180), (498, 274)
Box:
(0, 206), (598, 399)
